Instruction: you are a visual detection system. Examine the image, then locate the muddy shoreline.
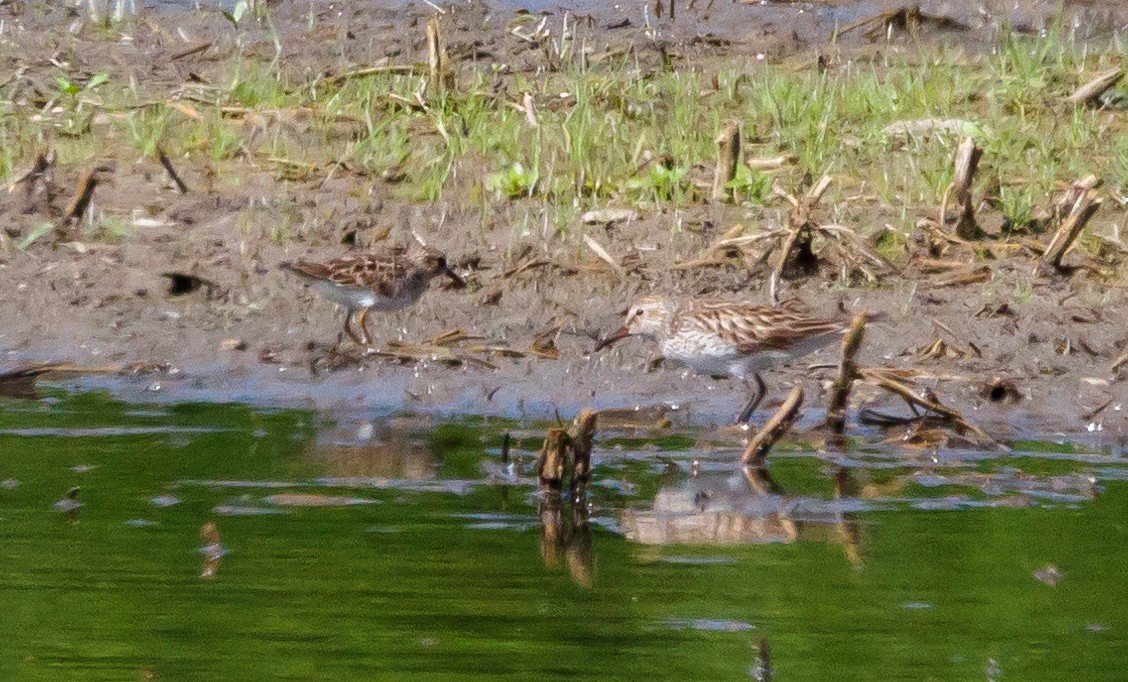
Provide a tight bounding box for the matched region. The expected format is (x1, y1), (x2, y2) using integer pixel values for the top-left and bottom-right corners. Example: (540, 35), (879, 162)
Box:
(2, 0), (1128, 446)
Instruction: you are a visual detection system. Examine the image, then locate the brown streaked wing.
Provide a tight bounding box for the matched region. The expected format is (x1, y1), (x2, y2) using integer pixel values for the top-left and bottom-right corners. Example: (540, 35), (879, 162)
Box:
(281, 260), (334, 281)
(679, 299), (844, 353)
(735, 308), (846, 352)
(325, 253), (411, 290)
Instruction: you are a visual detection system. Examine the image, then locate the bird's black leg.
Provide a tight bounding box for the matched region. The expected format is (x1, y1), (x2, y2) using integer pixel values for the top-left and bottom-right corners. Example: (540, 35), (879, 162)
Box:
(735, 373), (767, 424)
(343, 309), (366, 346)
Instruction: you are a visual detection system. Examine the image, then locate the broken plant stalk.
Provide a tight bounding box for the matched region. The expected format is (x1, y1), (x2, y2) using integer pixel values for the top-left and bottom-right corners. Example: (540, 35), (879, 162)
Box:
(824, 313), (867, 434)
(1040, 186), (1102, 273)
(711, 119), (741, 202)
(859, 368), (997, 446)
(742, 386), (804, 466)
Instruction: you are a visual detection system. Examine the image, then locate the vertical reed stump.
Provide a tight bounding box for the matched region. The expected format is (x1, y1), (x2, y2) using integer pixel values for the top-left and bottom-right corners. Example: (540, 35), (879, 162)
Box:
(570, 408), (598, 494)
(951, 136), (982, 240)
(824, 313), (868, 434)
(711, 119), (741, 202)
(537, 428), (571, 488)
(425, 16), (453, 96)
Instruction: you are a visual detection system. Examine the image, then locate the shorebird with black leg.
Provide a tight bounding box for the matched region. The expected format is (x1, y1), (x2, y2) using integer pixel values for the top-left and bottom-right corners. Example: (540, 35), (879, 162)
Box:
(595, 295), (872, 424)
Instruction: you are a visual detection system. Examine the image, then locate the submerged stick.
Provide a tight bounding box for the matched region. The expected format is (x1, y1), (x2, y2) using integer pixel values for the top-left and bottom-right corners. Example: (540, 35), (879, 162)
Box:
(742, 386), (804, 466)
(1040, 187), (1102, 273)
(824, 313), (867, 434)
(711, 119), (740, 201)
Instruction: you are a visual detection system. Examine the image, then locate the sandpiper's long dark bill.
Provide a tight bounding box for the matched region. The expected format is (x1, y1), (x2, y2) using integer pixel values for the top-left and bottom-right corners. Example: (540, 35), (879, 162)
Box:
(281, 245), (463, 346)
(595, 295), (875, 423)
(593, 326), (631, 352)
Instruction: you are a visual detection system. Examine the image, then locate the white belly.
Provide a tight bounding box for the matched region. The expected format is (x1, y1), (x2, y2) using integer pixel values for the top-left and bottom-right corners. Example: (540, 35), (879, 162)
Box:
(310, 280), (423, 311)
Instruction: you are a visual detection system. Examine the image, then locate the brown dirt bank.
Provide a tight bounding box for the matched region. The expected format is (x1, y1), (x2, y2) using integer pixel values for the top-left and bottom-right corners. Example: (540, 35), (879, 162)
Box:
(1, 1), (1128, 447)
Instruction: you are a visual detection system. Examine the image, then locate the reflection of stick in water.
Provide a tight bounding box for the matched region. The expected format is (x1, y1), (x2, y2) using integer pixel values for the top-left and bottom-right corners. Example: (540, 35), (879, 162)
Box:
(538, 491), (594, 588)
(200, 521), (225, 579)
(753, 637), (773, 682)
(832, 467), (863, 566)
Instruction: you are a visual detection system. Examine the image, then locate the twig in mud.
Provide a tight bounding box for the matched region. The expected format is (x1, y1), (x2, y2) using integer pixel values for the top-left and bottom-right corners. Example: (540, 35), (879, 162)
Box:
(746, 155), (796, 171)
(711, 119), (740, 202)
(530, 322), (564, 360)
(767, 227), (803, 304)
(427, 328), (481, 346)
(767, 175), (831, 303)
(929, 265), (991, 288)
(1035, 175), (1102, 229)
(1111, 351), (1128, 374)
(170, 41), (212, 61)
(582, 235), (622, 275)
(742, 386), (804, 466)
(329, 64), (418, 85)
(502, 258), (551, 279)
(6, 148), (56, 196)
(1039, 186), (1102, 274)
(158, 147), (189, 194)
(521, 92), (538, 128)
(377, 341), (499, 370)
(63, 170), (100, 225)
(824, 313), (867, 434)
(1066, 68), (1124, 106)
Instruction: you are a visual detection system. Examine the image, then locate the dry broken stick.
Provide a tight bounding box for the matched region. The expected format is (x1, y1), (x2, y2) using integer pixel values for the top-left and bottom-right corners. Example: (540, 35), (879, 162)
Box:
(824, 313), (867, 434)
(1039, 186), (1102, 274)
(742, 385), (804, 466)
(767, 175), (832, 303)
(63, 170), (99, 225)
(6, 148), (56, 198)
(1066, 68), (1125, 107)
(929, 264), (991, 288)
(158, 148), (189, 194)
(859, 368), (997, 446)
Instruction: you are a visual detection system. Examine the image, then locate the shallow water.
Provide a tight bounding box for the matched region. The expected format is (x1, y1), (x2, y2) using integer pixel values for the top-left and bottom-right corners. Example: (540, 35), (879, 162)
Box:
(2, 390), (1128, 680)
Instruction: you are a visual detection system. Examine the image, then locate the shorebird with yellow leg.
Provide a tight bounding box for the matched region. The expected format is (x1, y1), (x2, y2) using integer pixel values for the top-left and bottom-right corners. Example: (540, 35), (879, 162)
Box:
(281, 245), (464, 347)
(595, 295), (876, 424)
